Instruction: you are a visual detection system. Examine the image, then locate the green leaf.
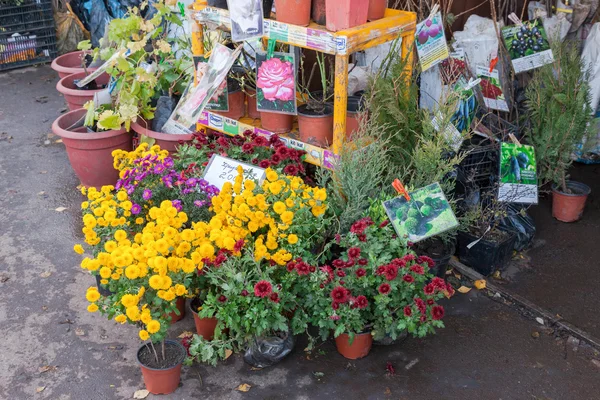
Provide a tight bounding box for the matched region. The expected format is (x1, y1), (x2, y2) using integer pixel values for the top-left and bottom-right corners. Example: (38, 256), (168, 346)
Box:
(77, 40), (92, 51)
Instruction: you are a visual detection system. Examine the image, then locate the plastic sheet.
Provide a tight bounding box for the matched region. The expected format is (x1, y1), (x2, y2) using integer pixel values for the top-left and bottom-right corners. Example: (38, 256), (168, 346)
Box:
(152, 96), (178, 132)
(498, 205), (536, 251)
(55, 8), (89, 54)
(243, 331), (295, 368)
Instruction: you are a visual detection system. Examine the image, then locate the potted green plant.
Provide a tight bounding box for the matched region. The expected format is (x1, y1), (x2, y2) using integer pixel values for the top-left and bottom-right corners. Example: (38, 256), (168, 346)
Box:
(56, 71), (110, 111)
(312, 216), (448, 359)
(526, 41), (594, 222)
(51, 48), (98, 79)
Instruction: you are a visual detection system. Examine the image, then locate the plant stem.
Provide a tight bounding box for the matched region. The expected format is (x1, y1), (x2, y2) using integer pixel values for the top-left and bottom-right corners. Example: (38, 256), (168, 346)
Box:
(149, 341), (159, 364)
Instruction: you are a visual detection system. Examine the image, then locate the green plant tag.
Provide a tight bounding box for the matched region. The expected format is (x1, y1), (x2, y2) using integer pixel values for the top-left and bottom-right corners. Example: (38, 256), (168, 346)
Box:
(266, 39), (276, 59)
(178, 2), (185, 16)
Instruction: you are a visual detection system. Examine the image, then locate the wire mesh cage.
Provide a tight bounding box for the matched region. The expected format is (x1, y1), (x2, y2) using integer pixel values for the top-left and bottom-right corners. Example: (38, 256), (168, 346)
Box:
(0, 0), (58, 71)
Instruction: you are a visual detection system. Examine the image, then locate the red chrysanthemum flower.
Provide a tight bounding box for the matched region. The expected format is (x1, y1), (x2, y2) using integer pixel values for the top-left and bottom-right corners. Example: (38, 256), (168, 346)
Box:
(358, 234), (367, 242)
(423, 283), (435, 295)
(407, 241), (414, 247)
(254, 280), (273, 298)
(259, 160), (270, 168)
(376, 265), (387, 275)
(296, 262), (310, 275)
(403, 254), (416, 262)
(409, 265), (424, 275)
(426, 299), (434, 305)
(355, 268), (366, 278)
(286, 261), (296, 272)
(336, 269), (346, 278)
(276, 146), (289, 157)
(241, 289), (249, 297)
(378, 283), (391, 295)
(335, 234), (341, 244)
(414, 298), (426, 314)
(332, 301), (339, 310)
(403, 274), (415, 283)
(309, 266), (316, 273)
(268, 135), (280, 145)
(234, 239), (245, 252)
(379, 220), (390, 228)
(432, 305), (445, 320)
(445, 283), (455, 296)
(332, 259), (346, 269)
(218, 295), (227, 303)
(432, 277), (446, 289)
(357, 258), (368, 266)
(283, 164), (299, 176)
(420, 315), (427, 322)
(355, 295), (368, 309)
(270, 292), (280, 303)
(403, 306), (412, 317)
(270, 154), (281, 165)
(417, 256), (435, 268)
(331, 286), (350, 303)
(214, 253), (227, 266)
(348, 247), (361, 259)
(385, 265), (399, 281)
(254, 136), (269, 146)
(251, 158), (259, 165)
(217, 137), (230, 149)
(320, 265), (334, 283)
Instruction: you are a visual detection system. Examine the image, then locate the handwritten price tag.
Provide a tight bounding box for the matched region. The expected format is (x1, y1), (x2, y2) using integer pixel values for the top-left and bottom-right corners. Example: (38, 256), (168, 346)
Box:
(203, 154), (266, 190)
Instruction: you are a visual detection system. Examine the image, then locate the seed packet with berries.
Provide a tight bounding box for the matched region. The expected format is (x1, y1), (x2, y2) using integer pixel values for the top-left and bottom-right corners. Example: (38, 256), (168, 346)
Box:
(414, 11), (449, 72)
(477, 66), (510, 112)
(502, 18), (553, 73)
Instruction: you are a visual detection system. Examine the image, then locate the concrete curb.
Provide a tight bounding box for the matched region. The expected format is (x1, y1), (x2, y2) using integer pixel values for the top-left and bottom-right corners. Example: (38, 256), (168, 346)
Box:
(449, 257), (600, 351)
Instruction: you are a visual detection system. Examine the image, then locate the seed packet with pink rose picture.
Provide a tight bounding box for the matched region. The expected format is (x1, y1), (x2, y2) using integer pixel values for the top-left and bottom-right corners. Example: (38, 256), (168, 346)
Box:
(255, 52), (297, 115)
(197, 58), (229, 112)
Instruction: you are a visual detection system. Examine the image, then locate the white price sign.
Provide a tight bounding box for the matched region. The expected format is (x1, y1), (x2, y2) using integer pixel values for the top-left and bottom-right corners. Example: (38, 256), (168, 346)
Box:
(203, 154), (266, 190)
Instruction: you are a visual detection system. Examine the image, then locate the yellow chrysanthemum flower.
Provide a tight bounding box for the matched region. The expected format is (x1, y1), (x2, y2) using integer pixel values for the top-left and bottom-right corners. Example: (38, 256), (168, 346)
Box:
(287, 234), (298, 244)
(146, 320), (160, 334)
(85, 288), (100, 302)
(115, 314), (127, 324)
(87, 303), (99, 313)
(139, 330), (150, 341)
(73, 244), (85, 255)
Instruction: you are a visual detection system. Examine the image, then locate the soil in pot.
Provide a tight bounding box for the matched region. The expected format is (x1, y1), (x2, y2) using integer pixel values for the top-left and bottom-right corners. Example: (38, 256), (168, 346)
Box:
(326, 0), (369, 31)
(335, 332), (373, 359)
(190, 298), (218, 340)
(56, 72), (110, 111)
(260, 111), (294, 133)
(137, 340), (186, 395)
(298, 103), (333, 148)
(457, 230), (516, 276)
(552, 181), (591, 223)
(275, 0), (311, 26)
(415, 238), (455, 277)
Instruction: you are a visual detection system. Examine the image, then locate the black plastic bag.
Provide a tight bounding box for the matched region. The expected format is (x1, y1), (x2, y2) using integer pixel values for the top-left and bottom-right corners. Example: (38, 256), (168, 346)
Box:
(152, 96), (178, 132)
(243, 331), (295, 368)
(88, 0), (112, 47)
(498, 204), (536, 251)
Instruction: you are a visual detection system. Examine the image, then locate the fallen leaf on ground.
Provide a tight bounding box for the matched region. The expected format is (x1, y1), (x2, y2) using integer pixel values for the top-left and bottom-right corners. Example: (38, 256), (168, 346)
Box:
(385, 361), (395, 375)
(55, 139), (63, 143)
(55, 207), (67, 212)
(236, 383), (251, 392)
(531, 331), (540, 339)
(41, 306), (48, 311)
(40, 271), (52, 278)
(249, 367), (261, 371)
(40, 170), (48, 174)
(492, 271), (501, 279)
(384, 387), (392, 395)
(177, 331), (194, 338)
(37, 191), (46, 196)
(75, 328), (85, 336)
(36, 386), (45, 393)
(536, 317), (545, 325)
(0, 274), (9, 283)
(133, 389), (150, 399)
(457, 286), (472, 294)
(474, 280), (487, 290)
(39, 365), (57, 373)
(224, 349), (233, 360)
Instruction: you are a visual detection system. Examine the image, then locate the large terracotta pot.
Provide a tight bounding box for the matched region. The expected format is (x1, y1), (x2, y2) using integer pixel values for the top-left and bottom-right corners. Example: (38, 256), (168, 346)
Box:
(56, 71), (110, 111)
(552, 181), (591, 223)
(216, 89), (245, 120)
(51, 51), (97, 79)
(326, 0), (369, 31)
(297, 104), (333, 147)
(52, 108), (132, 189)
(137, 339), (185, 395)
(335, 332), (373, 359)
(190, 299), (219, 340)
(367, 0), (386, 21)
(131, 119), (194, 154)
(260, 111), (294, 133)
(275, 0), (311, 26)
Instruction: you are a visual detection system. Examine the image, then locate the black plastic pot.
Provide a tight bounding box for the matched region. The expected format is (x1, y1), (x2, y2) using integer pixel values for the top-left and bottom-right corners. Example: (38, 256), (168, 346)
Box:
(95, 274), (112, 297)
(457, 230), (516, 276)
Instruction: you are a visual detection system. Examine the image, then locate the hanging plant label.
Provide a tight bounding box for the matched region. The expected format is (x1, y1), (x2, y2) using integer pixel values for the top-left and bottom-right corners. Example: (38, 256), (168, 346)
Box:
(197, 59), (229, 112)
(502, 18), (554, 74)
(227, 0), (264, 42)
(414, 11), (450, 72)
(255, 51), (297, 115)
(383, 182), (459, 243)
(203, 154), (266, 190)
(477, 66), (510, 112)
(498, 142), (539, 204)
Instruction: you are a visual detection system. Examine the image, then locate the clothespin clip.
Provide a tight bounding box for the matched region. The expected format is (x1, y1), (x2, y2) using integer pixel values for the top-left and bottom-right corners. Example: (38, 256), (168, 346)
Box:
(392, 179), (411, 202)
(508, 13), (523, 27)
(489, 56), (498, 73)
(464, 77), (481, 91)
(178, 1), (185, 16)
(266, 39), (276, 59)
(508, 133), (522, 146)
(426, 4), (440, 22)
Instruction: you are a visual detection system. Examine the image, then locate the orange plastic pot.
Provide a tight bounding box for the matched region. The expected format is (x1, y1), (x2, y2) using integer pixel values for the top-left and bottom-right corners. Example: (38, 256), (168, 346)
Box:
(137, 340), (185, 395)
(216, 90), (245, 120)
(326, 0), (368, 31)
(335, 332), (373, 359)
(367, 0), (386, 21)
(275, 0), (311, 26)
(52, 108), (132, 189)
(298, 104), (333, 147)
(246, 89), (261, 119)
(56, 71), (110, 111)
(552, 181), (591, 223)
(131, 119), (194, 154)
(51, 51), (97, 79)
(190, 300), (218, 340)
(167, 297), (187, 323)
(260, 111), (294, 133)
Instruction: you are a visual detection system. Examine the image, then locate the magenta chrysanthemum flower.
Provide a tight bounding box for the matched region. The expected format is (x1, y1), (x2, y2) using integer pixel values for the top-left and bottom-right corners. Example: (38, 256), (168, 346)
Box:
(131, 204), (141, 215)
(142, 189), (152, 200)
(254, 280), (272, 298)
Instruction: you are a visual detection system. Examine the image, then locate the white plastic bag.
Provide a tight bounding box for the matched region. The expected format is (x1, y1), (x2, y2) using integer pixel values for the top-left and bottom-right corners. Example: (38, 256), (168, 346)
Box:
(453, 15), (502, 76)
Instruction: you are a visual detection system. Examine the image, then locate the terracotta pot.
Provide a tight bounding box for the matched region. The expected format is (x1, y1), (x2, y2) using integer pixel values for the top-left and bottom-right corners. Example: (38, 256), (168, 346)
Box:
(167, 297), (186, 323)
(190, 300), (219, 340)
(260, 111), (294, 133)
(335, 332), (373, 359)
(367, 0), (386, 21)
(56, 71), (110, 111)
(52, 108), (132, 189)
(137, 339), (185, 395)
(312, 0), (326, 25)
(246, 89), (261, 119)
(346, 96), (366, 138)
(297, 104), (333, 147)
(216, 89), (245, 120)
(131, 119), (194, 154)
(326, 0), (369, 31)
(51, 51), (97, 79)
(552, 181), (591, 223)
(274, 0), (311, 26)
